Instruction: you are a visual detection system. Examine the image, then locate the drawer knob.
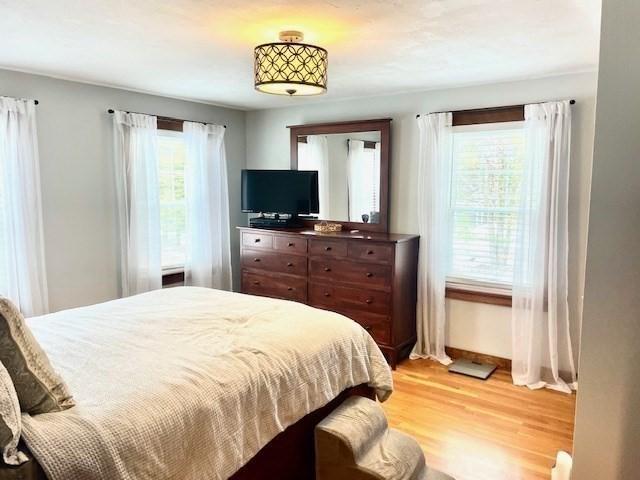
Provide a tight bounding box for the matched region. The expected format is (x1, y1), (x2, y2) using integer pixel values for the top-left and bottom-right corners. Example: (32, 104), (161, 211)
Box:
(287, 287), (293, 291)
(254, 238), (261, 243)
(287, 262), (293, 267)
(324, 267), (332, 272)
(253, 258), (261, 262)
(252, 281), (260, 286)
(324, 292), (331, 297)
(366, 272), (373, 278)
(365, 298), (373, 304)
(364, 325), (373, 332)
(367, 250), (374, 255)
(325, 246), (332, 251)
(288, 242), (294, 247)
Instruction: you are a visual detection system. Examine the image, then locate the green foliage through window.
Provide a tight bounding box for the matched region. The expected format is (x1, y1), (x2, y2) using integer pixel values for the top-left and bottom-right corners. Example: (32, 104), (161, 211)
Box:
(158, 132), (187, 270)
(449, 125), (525, 287)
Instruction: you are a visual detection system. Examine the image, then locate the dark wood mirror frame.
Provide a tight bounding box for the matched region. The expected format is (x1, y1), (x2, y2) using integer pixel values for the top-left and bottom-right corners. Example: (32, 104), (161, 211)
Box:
(288, 118), (391, 233)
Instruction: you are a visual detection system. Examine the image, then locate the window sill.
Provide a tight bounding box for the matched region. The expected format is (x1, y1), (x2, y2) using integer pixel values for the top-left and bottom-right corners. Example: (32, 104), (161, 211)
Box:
(162, 270), (185, 287)
(445, 287), (512, 307)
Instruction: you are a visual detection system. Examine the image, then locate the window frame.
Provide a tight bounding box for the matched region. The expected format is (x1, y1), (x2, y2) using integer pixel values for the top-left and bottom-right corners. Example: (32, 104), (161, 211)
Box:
(444, 105), (525, 306)
(157, 123), (187, 286)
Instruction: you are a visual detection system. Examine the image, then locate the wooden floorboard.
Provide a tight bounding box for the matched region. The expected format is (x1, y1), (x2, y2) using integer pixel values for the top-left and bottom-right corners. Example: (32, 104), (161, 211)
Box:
(382, 359), (576, 480)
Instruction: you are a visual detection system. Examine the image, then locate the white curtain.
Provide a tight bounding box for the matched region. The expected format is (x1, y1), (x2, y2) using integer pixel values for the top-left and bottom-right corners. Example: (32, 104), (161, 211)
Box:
(373, 142), (381, 220)
(347, 140), (365, 221)
(183, 122), (232, 290)
(511, 100), (576, 393)
(411, 113), (453, 364)
(298, 135), (329, 217)
(0, 97), (48, 316)
(347, 140), (380, 222)
(112, 111), (162, 296)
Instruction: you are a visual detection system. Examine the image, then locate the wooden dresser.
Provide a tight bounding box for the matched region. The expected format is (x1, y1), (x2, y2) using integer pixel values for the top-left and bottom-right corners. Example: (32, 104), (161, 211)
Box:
(238, 227), (419, 367)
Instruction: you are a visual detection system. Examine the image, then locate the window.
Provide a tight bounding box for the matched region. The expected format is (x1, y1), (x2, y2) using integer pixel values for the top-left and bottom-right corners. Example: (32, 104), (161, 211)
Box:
(447, 122), (525, 295)
(158, 130), (187, 271)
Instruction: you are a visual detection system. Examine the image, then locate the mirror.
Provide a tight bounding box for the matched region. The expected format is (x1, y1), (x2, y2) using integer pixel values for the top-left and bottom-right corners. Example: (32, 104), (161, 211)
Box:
(296, 132), (381, 224)
(289, 119), (390, 232)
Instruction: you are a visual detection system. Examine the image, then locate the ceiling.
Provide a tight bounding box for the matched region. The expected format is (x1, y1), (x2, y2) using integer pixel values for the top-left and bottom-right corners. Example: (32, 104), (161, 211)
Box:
(0, 0), (601, 110)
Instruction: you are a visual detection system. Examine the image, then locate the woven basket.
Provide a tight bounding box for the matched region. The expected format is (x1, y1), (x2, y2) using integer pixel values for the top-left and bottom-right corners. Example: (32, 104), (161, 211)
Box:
(314, 222), (343, 233)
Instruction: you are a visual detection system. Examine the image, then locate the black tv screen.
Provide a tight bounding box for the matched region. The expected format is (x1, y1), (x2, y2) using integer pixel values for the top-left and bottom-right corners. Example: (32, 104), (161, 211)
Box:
(241, 170), (319, 215)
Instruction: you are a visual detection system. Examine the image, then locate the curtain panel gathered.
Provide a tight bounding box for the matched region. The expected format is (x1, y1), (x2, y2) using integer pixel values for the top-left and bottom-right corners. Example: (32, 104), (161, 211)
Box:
(298, 135), (330, 218)
(183, 122), (232, 290)
(411, 113), (453, 364)
(112, 111), (162, 296)
(307, 135), (330, 219)
(511, 100), (576, 393)
(0, 97), (48, 316)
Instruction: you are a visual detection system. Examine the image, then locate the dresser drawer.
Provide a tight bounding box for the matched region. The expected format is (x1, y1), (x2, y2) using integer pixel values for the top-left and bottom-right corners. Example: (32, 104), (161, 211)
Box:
(309, 239), (348, 258)
(348, 242), (394, 264)
(309, 283), (391, 315)
(342, 310), (391, 345)
(242, 249), (307, 276)
(274, 235), (308, 255)
(242, 231), (273, 249)
(242, 271), (307, 302)
(309, 259), (392, 289)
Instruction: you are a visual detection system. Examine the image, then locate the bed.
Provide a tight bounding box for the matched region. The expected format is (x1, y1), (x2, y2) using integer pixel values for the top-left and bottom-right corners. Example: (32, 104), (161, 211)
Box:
(2, 287), (393, 480)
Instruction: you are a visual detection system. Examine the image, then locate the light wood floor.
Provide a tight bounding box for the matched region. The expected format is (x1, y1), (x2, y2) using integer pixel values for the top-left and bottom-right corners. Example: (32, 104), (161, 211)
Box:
(382, 359), (576, 480)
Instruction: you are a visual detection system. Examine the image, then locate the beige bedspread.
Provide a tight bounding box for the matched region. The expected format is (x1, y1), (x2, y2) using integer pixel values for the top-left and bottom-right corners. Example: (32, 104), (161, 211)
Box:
(20, 287), (393, 480)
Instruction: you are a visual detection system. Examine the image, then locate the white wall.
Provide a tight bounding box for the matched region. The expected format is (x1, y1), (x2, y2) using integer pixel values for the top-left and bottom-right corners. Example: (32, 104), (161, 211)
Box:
(246, 73), (597, 367)
(572, 0), (640, 477)
(0, 69), (246, 312)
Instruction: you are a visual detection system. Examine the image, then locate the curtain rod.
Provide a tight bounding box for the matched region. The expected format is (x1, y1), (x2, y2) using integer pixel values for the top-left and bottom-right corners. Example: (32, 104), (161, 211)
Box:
(416, 99), (575, 118)
(107, 109), (226, 128)
(7, 98), (39, 104)
(298, 136), (377, 149)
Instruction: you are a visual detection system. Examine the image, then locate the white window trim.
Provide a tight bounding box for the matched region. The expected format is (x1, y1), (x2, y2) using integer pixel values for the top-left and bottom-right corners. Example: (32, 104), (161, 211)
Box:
(158, 129), (183, 138)
(452, 120), (524, 134)
(162, 265), (184, 275)
(446, 277), (512, 296)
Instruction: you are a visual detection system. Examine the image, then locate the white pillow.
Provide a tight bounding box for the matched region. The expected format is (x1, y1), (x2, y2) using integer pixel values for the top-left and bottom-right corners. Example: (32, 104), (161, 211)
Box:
(0, 360), (28, 465)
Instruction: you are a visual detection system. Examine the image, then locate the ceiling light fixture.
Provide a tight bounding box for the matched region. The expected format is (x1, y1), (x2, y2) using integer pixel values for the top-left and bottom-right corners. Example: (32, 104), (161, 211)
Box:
(254, 31), (328, 96)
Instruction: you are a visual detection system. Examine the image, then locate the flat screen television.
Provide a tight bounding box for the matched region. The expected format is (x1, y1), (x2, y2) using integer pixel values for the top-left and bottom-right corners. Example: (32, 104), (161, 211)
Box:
(241, 169), (319, 216)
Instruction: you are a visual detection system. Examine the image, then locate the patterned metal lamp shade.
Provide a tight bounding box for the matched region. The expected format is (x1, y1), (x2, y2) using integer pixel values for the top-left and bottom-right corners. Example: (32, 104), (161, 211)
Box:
(254, 31), (328, 96)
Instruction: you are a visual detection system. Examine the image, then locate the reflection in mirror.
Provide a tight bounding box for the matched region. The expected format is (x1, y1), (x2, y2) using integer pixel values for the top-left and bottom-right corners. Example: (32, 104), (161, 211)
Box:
(296, 132), (381, 224)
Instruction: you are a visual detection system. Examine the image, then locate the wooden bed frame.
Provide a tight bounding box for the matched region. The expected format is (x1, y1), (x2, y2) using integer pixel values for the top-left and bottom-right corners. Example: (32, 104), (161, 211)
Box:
(0, 384), (375, 480)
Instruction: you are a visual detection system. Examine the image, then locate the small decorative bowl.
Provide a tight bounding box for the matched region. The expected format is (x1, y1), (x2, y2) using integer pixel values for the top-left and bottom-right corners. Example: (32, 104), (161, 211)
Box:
(314, 221), (343, 233)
